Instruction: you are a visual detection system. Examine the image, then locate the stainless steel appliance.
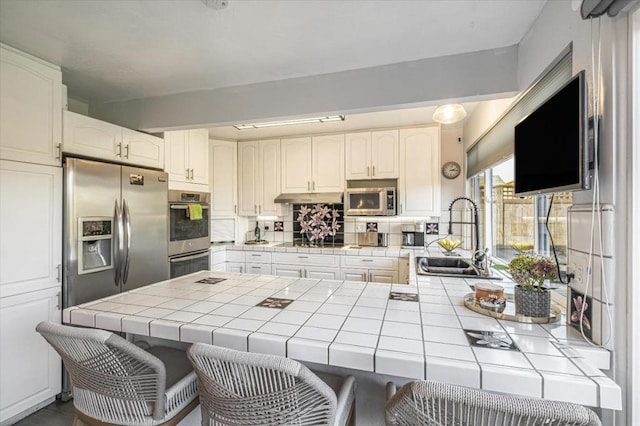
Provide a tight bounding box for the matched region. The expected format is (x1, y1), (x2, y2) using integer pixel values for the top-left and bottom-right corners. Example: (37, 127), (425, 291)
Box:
(357, 232), (389, 247)
(63, 158), (169, 308)
(168, 190), (210, 278)
(344, 187), (396, 216)
(402, 223), (425, 248)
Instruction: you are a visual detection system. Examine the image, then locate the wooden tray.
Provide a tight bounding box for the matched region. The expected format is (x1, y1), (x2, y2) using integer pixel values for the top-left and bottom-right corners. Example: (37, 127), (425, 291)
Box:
(463, 293), (561, 324)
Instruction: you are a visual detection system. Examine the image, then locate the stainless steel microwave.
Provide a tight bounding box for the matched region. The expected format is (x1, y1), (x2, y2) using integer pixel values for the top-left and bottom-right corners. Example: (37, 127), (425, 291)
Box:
(344, 187), (396, 216)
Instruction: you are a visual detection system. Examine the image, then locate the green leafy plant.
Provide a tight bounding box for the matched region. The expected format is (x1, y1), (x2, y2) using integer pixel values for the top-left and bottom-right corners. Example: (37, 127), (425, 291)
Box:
(507, 254), (558, 291)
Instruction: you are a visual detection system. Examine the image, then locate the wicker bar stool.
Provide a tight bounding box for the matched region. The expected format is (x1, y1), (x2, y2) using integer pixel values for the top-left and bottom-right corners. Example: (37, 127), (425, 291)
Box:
(36, 322), (199, 426)
(385, 381), (602, 426)
(187, 343), (356, 426)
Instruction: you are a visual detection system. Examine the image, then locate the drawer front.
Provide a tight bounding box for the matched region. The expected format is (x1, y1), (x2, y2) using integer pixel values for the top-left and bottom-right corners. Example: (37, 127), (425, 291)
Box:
(370, 270), (399, 284)
(244, 252), (272, 264)
(271, 264), (304, 278)
(225, 262), (244, 273)
(272, 253), (339, 267)
(305, 267), (340, 280)
(245, 263), (271, 275)
(226, 250), (245, 262)
(341, 256), (398, 270)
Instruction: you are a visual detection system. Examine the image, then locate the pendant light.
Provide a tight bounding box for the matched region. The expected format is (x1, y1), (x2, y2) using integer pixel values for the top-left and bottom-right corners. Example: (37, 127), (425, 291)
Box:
(432, 104), (467, 124)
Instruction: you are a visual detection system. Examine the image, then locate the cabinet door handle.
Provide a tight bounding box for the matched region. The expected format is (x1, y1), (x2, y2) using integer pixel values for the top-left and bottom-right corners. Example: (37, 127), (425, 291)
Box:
(369, 272), (372, 282)
(56, 292), (62, 310)
(298, 256), (308, 259)
(190, 169), (194, 180)
(367, 166), (370, 176)
(400, 203), (403, 214)
(186, 168), (190, 179)
(307, 181), (310, 191)
(250, 254), (261, 257)
(55, 144), (61, 160)
(56, 264), (62, 282)
(312, 181), (315, 191)
(361, 259), (373, 262)
(117, 143), (123, 158)
(372, 165), (375, 176)
(258, 205), (261, 214)
(254, 205), (257, 214)
(234, 204), (237, 214)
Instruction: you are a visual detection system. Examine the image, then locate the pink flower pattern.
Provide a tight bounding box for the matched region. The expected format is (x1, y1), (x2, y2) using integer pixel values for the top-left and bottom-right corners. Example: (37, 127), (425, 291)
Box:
(571, 296), (591, 330)
(297, 204), (340, 243)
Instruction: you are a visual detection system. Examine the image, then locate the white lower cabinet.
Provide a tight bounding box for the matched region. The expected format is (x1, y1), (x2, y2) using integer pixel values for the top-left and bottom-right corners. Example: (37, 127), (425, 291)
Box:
(245, 264), (271, 275)
(271, 264), (304, 278)
(340, 268), (398, 283)
(0, 287), (61, 423)
(225, 262), (245, 273)
(340, 256), (399, 283)
(369, 270), (399, 284)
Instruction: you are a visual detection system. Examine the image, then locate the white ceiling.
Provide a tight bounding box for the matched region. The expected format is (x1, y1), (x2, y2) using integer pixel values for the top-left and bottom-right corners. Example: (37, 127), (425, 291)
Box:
(0, 0), (546, 105)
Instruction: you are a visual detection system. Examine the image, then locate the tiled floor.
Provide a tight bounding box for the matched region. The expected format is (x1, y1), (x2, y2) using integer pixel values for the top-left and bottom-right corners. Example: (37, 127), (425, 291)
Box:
(14, 400), (75, 426)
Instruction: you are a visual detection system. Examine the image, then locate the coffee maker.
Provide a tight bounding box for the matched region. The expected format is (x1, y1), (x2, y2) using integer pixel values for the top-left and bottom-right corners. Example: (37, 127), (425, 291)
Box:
(402, 223), (425, 248)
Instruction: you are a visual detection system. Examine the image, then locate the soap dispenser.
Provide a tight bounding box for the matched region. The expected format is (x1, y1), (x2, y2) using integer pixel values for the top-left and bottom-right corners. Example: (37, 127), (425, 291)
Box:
(254, 221), (261, 242)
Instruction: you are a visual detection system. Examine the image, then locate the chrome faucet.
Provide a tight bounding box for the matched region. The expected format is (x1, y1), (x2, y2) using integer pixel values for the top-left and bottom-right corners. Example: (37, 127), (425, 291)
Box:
(472, 248), (492, 277)
(448, 197), (484, 269)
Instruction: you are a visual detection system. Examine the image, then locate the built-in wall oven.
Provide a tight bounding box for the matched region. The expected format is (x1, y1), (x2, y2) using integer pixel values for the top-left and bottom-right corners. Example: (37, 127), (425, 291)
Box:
(168, 190), (211, 278)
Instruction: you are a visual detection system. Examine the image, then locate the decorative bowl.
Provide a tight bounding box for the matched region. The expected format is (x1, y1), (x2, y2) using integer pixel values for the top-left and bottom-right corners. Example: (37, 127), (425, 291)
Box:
(438, 238), (462, 252)
(479, 295), (507, 313)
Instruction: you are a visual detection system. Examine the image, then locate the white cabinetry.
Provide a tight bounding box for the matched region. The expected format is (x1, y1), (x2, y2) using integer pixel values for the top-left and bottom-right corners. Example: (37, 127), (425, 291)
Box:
(0, 161), (62, 298)
(165, 129), (209, 188)
(0, 44), (62, 167)
(210, 140), (237, 217)
(339, 256), (399, 283)
(399, 127), (441, 216)
(345, 130), (398, 180)
(0, 287), (62, 423)
(63, 111), (164, 169)
(271, 253), (340, 279)
(238, 140), (282, 216)
(281, 136), (344, 193)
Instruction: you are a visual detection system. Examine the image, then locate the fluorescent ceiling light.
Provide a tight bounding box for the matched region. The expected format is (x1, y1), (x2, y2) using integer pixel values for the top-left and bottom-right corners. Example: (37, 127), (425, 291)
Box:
(234, 115), (345, 130)
(432, 104), (467, 124)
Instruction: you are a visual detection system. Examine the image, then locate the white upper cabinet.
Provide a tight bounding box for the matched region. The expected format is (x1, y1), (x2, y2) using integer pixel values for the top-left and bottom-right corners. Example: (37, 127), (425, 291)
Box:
(237, 142), (259, 216)
(0, 161), (62, 298)
(398, 127), (441, 217)
(0, 45), (62, 167)
(210, 140), (237, 217)
(312, 134), (345, 193)
(238, 140), (282, 216)
(281, 136), (344, 193)
(281, 137), (312, 193)
(259, 140), (282, 215)
(346, 130), (398, 180)
(121, 129), (164, 169)
(164, 129), (209, 188)
(63, 111), (164, 169)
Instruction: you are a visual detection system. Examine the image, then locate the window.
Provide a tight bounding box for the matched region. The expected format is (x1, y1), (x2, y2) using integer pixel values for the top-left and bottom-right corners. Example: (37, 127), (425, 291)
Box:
(471, 157), (572, 264)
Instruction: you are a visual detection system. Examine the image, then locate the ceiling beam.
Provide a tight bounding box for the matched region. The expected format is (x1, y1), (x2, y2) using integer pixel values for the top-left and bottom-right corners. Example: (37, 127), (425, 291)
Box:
(91, 45), (519, 133)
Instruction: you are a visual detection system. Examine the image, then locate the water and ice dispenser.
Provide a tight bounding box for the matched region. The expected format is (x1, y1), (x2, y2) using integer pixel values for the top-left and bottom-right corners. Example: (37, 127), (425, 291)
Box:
(78, 218), (113, 274)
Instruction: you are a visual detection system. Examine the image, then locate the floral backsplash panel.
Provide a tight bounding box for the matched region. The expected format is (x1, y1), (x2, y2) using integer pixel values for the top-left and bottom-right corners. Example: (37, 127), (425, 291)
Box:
(293, 203), (344, 246)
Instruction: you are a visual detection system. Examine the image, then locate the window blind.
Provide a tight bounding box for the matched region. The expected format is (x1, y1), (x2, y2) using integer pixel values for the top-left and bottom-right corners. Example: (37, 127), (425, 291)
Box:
(466, 48), (573, 178)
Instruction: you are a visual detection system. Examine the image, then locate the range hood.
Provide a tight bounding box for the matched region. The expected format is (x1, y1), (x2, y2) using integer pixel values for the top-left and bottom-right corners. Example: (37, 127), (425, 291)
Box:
(274, 192), (343, 204)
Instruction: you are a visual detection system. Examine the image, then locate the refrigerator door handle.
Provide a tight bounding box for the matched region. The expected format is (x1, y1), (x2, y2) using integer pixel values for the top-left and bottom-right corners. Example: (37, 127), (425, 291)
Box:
(113, 200), (123, 287)
(122, 199), (132, 285)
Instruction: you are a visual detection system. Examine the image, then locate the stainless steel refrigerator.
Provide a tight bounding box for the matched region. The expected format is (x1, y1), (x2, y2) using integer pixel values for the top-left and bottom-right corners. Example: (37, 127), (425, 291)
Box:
(63, 157), (169, 308)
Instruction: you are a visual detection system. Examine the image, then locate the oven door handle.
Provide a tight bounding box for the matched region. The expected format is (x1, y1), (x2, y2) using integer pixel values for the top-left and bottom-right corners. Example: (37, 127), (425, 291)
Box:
(170, 252), (210, 263)
(170, 205), (210, 210)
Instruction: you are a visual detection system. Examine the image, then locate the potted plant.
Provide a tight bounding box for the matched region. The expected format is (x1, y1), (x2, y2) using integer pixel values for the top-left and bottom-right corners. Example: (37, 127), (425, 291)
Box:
(507, 254), (558, 317)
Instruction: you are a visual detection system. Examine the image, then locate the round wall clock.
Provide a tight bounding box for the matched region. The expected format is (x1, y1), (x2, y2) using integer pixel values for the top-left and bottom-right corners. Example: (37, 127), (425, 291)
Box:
(442, 161), (462, 179)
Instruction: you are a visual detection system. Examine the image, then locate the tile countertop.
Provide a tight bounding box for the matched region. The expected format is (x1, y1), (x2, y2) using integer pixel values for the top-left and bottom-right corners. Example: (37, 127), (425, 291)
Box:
(63, 252), (621, 411)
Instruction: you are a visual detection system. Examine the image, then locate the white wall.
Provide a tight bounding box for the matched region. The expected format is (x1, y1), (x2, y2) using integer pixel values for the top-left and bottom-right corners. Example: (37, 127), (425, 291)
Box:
(440, 127), (465, 208)
(462, 97), (515, 152)
(516, 2), (632, 424)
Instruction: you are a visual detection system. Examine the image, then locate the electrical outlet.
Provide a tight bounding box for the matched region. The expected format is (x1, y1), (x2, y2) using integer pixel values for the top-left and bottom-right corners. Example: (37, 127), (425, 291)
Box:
(264, 225), (269, 231)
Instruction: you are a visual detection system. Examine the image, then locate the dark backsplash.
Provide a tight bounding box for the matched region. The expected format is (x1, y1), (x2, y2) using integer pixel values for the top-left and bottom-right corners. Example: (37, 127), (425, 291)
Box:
(292, 203), (344, 246)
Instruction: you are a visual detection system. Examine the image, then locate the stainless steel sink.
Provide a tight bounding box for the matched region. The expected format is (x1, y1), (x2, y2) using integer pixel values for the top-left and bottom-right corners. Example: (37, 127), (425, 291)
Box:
(416, 256), (502, 280)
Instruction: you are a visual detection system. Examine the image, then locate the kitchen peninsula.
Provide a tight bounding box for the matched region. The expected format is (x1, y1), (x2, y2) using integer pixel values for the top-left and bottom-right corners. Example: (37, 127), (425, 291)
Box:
(63, 249), (621, 419)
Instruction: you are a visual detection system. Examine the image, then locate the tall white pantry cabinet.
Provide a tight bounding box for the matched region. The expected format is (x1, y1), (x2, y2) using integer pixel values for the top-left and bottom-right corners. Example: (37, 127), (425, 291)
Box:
(0, 44), (63, 424)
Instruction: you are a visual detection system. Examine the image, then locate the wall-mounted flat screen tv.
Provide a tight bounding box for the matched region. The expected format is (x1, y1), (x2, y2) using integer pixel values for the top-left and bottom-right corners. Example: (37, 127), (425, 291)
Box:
(514, 70), (591, 196)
